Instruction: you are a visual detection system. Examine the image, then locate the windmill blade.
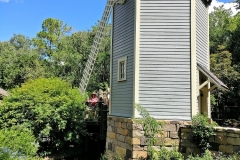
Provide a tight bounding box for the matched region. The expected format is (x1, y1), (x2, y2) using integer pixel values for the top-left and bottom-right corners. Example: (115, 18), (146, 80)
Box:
(78, 0), (114, 94)
(79, 0), (127, 94)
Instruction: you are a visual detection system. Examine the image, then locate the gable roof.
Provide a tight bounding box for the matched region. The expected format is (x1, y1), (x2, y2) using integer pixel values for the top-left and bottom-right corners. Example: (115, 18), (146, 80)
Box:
(197, 63), (228, 90)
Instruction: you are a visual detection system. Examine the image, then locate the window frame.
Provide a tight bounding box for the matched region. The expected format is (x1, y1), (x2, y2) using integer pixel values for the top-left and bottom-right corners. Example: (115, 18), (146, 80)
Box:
(117, 56), (127, 81)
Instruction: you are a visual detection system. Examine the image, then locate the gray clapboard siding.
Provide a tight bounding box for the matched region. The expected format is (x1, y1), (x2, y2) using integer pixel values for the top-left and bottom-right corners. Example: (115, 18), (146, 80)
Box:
(111, 0), (135, 117)
(196, 0), (209, 109)
(138, 0), (191, 120)
(196, 0), (209, 68)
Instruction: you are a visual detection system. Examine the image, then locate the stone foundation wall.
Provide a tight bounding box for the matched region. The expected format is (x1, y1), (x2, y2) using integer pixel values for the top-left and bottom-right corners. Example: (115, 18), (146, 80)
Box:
(106, 116), (240, 159)
(105, 116), (191, 160)
(180, 126), (240, 155)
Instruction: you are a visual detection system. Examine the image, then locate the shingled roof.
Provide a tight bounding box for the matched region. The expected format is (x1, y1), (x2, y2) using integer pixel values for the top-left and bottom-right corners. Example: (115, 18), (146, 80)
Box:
(197, 63), (228, 90)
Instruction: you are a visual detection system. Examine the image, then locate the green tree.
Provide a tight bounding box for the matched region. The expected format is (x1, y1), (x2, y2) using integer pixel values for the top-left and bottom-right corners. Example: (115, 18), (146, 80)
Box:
(0, 78), (87, 155)
(209, 6), (240, 109)
(33, 18), (72, 57)
(50, 31), (91, 87)
(0, 41), (15, 53)
(10, 34), (32, 50)
(0, 41), (45, 89)
(47, 24), (111, 92)
(209, 5), (233, 53)
(228, 13), (240, 64)
(210, 46), (239, 105)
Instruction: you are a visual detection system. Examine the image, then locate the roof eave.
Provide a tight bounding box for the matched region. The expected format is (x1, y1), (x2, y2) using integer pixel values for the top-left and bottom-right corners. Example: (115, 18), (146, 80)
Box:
(197, 63), (228, 91)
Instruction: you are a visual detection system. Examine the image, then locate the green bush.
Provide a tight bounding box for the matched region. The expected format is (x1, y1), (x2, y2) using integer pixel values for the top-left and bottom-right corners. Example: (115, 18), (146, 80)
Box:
(191, 114), (217, 151)
(134, 104), (185, 160)
(158, 146), (184, 160)
(134, 104), (165, 160)
(187, 150), (238, 160)
(0, 77), (87, 155)
(0, 126), (38, 159)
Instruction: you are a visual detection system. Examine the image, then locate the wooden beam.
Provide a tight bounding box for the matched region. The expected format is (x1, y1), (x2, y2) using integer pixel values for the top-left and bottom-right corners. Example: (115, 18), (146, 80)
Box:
(199, 80), (209, 90)
(208, 84), (217, 92)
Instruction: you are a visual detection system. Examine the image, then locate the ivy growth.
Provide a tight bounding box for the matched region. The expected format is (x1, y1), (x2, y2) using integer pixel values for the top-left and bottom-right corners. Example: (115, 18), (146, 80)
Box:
(191, 114), (218, 151)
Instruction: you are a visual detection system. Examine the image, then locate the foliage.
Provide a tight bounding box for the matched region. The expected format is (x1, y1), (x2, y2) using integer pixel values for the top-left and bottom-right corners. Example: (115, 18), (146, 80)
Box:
(0, 38), (45, 90)
(209, 5), (233, 54)
(135, 104), (165, 146)
(228, 13), (240, 65)
(99, 152), (108, 160)
(113, 154), (123, 160)
(134, 104), (165, 160)
(99, 153), (127, 160)
(213, 151), (238, 160)
(209, 7), (240, 121)
(86, 107), (99, 120)
(33, 18), (72, 57)
(134, 104), (184, 160)
(158, 145), (184, 160)
(53, 31), (91, 87)
(191, 114), (217, 151)
(10, 34), (32, 50)
(210, 46), (239, 106)
(0, 18), (111, 93)
(0, 77), (87, 155)
(0, 126), (38, 159)
(210, 95), (216, 106)
(188, 150), (238, 160)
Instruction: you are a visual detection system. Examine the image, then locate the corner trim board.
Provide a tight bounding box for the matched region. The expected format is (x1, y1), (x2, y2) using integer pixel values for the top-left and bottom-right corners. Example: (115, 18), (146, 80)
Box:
(109, 4), (115, 115)
(191, 0), (197, 117)
(133, 0), (140, 118)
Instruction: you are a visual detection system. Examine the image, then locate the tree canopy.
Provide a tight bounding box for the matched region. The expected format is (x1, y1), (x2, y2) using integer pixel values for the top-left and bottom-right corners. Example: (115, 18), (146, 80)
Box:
(209, 6), (240, 107)
(0, 18), (110, 93)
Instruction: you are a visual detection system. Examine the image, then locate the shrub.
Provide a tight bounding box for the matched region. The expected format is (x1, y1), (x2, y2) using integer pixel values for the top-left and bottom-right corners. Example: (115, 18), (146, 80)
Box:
(158, 146), (184, 160)
(0, 77), (87, 155)
(134, 104), (165, 160)
(0, 126), (38, 159)
(191, 114), (217, 151)
(187, 150), (238, 160)
(134, 104), (186, 160)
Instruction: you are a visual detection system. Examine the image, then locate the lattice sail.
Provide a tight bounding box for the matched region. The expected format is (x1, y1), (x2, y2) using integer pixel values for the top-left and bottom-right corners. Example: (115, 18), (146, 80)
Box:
(79, 0), (114, 94)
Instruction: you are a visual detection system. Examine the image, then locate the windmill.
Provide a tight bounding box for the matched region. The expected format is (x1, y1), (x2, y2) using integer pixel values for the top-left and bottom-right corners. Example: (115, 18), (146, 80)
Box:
(78, 0), (125, 94)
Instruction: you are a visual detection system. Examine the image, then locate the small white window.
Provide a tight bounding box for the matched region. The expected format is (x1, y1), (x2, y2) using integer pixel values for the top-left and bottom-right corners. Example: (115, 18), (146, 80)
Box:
(118, 56), (127, 81)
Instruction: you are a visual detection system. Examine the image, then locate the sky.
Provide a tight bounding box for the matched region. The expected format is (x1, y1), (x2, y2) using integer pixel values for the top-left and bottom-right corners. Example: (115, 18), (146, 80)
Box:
(0, 0), (238, 42)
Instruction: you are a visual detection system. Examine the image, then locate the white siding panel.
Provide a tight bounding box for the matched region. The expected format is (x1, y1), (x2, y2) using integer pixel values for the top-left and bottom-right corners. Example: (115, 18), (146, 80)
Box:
(111, 0), (135, 117)
(138, 0), (191, 120)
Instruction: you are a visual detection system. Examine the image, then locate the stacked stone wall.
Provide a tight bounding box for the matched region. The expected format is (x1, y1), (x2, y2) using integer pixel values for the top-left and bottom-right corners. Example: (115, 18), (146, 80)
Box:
(106, 116), (240, 159)
(105, 116), (191, 159)
(181, 126), (240, 155)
